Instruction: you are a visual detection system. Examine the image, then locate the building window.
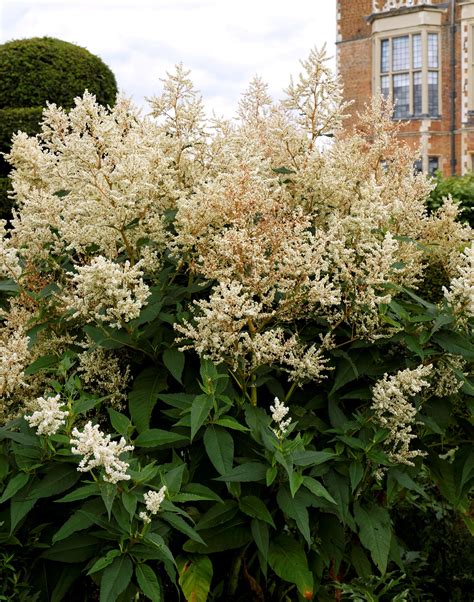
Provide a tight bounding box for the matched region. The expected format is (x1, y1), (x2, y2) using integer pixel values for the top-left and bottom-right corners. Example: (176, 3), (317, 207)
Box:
(428, 156), (439, 176)
(377, 31), (440, 119)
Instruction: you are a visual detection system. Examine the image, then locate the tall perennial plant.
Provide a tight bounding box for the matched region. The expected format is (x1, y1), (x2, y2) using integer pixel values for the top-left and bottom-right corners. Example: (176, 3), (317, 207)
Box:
(0, 47), (472, 600)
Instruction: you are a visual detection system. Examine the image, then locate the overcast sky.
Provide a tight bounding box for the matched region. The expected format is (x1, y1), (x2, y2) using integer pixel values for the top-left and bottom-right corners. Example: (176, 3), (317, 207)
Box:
(0, 0), (336, 117)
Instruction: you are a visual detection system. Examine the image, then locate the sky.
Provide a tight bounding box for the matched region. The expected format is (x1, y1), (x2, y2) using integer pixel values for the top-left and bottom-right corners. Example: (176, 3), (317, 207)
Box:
(0, 0), (337, 117)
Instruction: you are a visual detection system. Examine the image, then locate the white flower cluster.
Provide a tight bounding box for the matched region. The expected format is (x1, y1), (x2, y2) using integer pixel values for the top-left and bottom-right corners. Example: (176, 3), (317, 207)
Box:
(70, 421), (134, 483)
(371, 364), (432, 465)
(139, 486), (167, 524)
(78, 347), (130, 407)
(270, 397), (292, 439)
(25, 394), (68, 436)
(63, 256), (150, 328)
(0, 220), (21, 280)
(0, 330), (30, 398)
(443, 243), (474, 320)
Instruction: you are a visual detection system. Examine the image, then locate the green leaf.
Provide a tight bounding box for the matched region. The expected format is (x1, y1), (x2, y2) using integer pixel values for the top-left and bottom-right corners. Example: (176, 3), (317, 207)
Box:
(50, 565), (82, 602)
(55, 483), (99, 503)
(354, 502), (392, 575)
(27, 465), (79, 500)
(163, 348), (185, 384)
(41, 533), (100, 563)
(143, 533), (175, 566)
(87, 550), (121, 575)
(289, 472), (304, 498)
(213, 417), (249, 432)
(215, 462), (267, 483)
(390, 469), (428, 499)
(161, 512), (205, 545)
(349, 462), (364, 493)
(291, 450), (335, 467)
(266, 466), (277, 486)
(191, 394), (214, 441)
(0, 278), (19, 292)
(107, 409), (131, 436)
(134, 429), (188, 447)
(0, 428), (37, 446)
(196, 500), (238, 531)
(183, 522), (251, 554)
(100, 555), (133, 602)
(10, 498), (36, 533)
(177, 555), (213, 602)
(83, 325), (132, 350)
(272, 166), (296, 174)
(0, 472), (29, 504)
(433, 331), (474, 359)
(277, 487), (311, 546)
(181, 483), (223, 503)
(303, 476), (336, 505)
(100, 482), (117, 520)
(251, 518), (269, 562)
(135, 564), (163, 601)
(325, 472), (355, 529)
(239, 496), (275, 528)
(330, 356), (359, 395)
(129, 368), (167, 433)
(52, 500), (102, 543)
(268, 534), (314, 599)
(203, 426), (233, 476)
(122, 490), (137, 520)
(24, 354), (58, 375)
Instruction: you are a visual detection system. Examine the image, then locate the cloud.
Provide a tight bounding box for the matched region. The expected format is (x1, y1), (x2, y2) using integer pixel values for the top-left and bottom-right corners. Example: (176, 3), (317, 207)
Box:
(1, 0), (336, 115)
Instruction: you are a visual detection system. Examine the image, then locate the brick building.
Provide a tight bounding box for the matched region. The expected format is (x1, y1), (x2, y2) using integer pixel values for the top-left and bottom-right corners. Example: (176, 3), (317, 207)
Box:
(336, 0), (474, 175)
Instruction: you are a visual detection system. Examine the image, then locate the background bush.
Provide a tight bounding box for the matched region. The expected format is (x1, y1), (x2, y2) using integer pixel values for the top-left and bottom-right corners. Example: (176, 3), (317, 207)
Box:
(427, 171), (474, 226)
(0, 37), (117, 109)
(0, 37), (117, 219)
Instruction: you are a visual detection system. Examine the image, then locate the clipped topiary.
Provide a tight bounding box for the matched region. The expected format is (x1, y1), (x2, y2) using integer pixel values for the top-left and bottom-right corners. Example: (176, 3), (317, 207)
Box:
(0, 107), (43, 159)
(0, 37), (118, 216)
(0, 37), (117, 109)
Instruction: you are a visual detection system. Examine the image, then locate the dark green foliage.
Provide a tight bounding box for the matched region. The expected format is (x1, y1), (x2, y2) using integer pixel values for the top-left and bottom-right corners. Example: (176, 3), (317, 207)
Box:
(0, 37), (117, 109)
(0, 176), (12, 220)
(0, 107), (43, 159)
(427, 172), (474, 226)
(0, 37), (117, 221)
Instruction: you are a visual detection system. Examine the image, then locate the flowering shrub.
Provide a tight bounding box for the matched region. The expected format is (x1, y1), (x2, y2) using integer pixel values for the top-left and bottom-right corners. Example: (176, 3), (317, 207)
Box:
(0, 47), (472, 601)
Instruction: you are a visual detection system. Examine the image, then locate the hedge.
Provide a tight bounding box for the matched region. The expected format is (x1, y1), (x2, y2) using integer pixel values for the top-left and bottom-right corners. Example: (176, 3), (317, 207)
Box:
(0, 37), (117, 109)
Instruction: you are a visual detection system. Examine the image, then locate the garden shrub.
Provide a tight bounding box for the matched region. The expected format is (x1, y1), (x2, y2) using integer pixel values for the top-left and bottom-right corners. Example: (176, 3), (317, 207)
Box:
(427, 171), (474, 226)
(0, 37), (118, 219)
(0, 37), (117, 109)
(0, 49), (472, 601)
(0, 107), (44, 159)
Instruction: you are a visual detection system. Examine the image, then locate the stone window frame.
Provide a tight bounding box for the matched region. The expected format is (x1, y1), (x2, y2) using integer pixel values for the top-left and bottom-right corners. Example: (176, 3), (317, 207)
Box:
(372, 11), (443, 119)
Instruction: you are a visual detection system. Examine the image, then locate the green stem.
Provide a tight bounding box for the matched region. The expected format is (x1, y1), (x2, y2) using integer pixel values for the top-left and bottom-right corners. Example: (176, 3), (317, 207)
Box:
(284, 381), (297, 403)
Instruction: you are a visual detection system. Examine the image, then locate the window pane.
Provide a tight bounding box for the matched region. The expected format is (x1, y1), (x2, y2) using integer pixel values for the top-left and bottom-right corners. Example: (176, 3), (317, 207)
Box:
(428, 33), (439, 68)
(413, 159), (423, 174)
(380, 75), (390, 99)
(428, 71), (439, 115)
(413, 34), (422, 69)
(381, 39), (389, 73)
(392, 36), (410, 71)
(428, 156), (439, 175)
(413, 71), (422, 115)
(393, 73), (410, 118)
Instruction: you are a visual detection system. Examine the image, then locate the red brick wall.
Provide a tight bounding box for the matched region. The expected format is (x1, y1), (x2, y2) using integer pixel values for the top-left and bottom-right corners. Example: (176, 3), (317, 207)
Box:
(336, 0), (470, 175)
